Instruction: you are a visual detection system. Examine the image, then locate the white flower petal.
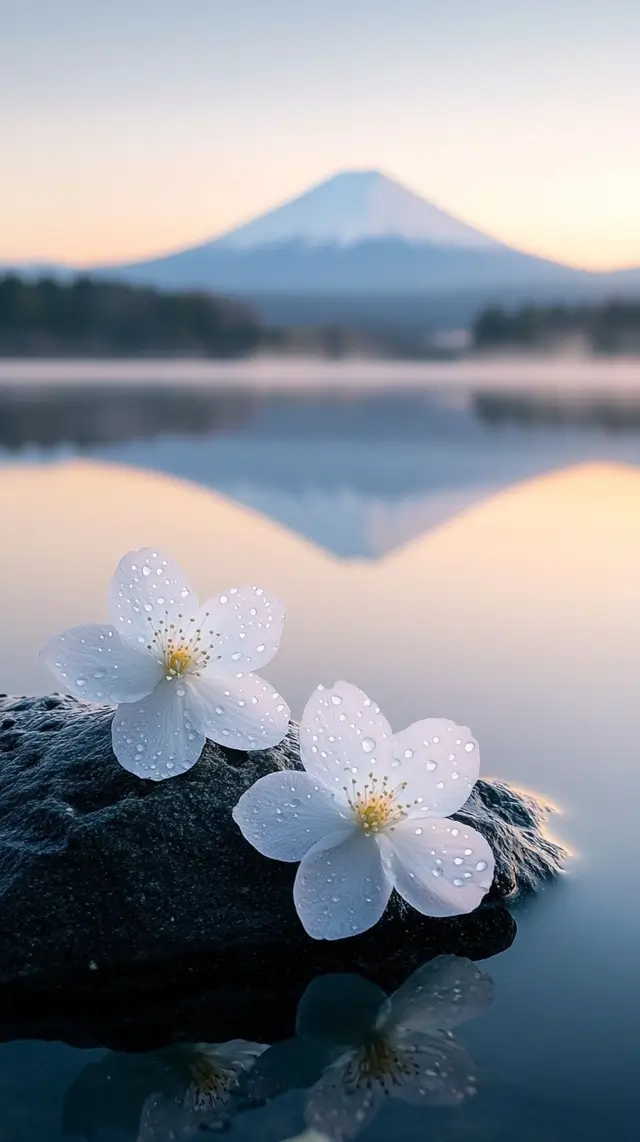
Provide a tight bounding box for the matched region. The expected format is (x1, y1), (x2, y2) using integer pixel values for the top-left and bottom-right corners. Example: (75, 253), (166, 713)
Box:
(41, 623), (164, 703)
(203, 1040), (269, 1070)
(384, 955), (494, 1035)
(196, 585), (285, 674)
(392, 718), (481, 818)
(391, 1031), (479, 1106)
(233, 772), (347, 861)
(136, 1093), (189, 1142)
(296, 974), (387, 1044)
(112, 681), (205, 780)
(306, 1056), (382, 1140)
(293, 830), (392, 941)
(109, 547), (199, 650)
(300, 682), (394, 793)
(384, 818), (494, 918)
(186, 672), (290, 751)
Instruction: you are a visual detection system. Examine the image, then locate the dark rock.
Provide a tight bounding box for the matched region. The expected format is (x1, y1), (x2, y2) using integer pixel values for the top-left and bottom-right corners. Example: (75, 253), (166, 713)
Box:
(0, 694), (565, 997)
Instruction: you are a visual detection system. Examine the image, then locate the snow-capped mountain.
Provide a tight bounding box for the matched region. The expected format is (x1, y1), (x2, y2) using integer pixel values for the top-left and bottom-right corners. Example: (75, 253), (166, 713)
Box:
(215, 170), (502, 250)
(90, 169), (640, 307)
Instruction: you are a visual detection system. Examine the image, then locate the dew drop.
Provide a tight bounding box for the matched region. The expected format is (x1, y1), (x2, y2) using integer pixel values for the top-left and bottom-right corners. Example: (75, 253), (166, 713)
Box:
(432, 867), (444, 878)
(453, 857), (464, 866)
(404, 748), (414, 759)
(331, 694), (343, 706)
(93, 669), (106, 679)
(476, 860), (488, 871)
(231, 651), (242, 662)
(453, 878), (464, 887)
(426, 760), (437, 772)
(215, 706), (224, 715)
(464, 742), (475, 752)
(76, 678), (86, 688)
(142, 566), (151, 576)
(415, 827), (423, 835)
(361, 737), (376, 753)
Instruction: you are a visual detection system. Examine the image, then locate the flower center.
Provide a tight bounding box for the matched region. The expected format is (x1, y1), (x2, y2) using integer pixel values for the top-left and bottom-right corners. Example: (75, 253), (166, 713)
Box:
(346, 774), (409, 835)
(183, 1055), (236, 1111)
(166, 646), (193, 675)
(343, 1032), (419, 1094)
(144, 611), (222, 679)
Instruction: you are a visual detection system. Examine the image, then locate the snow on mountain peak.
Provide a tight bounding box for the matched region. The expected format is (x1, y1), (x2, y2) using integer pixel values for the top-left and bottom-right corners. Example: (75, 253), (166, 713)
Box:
(214, 170), (502, 251)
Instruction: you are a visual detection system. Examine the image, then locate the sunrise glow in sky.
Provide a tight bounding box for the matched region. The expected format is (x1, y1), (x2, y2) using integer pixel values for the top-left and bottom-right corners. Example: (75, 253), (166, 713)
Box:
(3, 0), (640, 270)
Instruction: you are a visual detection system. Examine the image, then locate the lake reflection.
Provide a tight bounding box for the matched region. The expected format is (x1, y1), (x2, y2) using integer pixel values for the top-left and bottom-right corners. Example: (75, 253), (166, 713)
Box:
(0, 389), (639, 1140)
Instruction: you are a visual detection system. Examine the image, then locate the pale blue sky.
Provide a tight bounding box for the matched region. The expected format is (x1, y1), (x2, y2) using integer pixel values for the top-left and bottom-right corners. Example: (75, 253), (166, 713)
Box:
(2, 0), (640, 267)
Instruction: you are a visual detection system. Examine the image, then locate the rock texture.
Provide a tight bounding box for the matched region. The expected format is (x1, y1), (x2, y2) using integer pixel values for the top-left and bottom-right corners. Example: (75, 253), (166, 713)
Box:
(0, 694), (565, 1001)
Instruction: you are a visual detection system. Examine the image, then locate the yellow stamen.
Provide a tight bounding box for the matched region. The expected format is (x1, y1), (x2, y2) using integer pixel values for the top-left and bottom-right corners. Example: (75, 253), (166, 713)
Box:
(346, 773), (409, 835)
(344, 1033), (418, 1093)
(166, 647), (193, 675)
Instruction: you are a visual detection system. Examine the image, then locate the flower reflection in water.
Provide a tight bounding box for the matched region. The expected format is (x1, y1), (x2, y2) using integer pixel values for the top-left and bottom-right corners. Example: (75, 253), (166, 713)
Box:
(70, 1041), (265, 1142)
(248, 954), (493, 1142)
(133, 1040), (267, 1140)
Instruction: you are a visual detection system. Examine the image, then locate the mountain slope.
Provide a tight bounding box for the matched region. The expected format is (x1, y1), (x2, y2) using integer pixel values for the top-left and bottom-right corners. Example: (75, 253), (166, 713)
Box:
(92, 169), (639, 303)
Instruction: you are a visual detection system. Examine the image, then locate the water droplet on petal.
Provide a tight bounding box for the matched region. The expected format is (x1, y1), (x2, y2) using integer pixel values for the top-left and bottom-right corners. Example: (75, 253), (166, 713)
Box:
(331, 694), (343, 706)
(361, 737), (376, 753)
(476, 860), (488, 871)
(465, 742), (475, 752)
(426, 760), (437, 772)
(404, 748), (414, 759)
(142, 566), (151, 576)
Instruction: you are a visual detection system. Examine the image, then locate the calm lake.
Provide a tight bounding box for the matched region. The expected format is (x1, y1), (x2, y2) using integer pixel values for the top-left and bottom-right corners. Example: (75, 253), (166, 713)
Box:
(0, 373), (639, 1140)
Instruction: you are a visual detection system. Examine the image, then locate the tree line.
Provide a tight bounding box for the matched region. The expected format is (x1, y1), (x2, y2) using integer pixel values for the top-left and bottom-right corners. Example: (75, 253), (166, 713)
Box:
(0, 275), (262, 357)
(473, 300), (640, 354)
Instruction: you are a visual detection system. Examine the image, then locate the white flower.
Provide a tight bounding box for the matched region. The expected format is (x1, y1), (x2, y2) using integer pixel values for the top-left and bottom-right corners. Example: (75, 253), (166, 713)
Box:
(135, 1040), (269, 1141)
(233, 681), (494, 939)
(41, 547), (290, 779)
(301, 956), (492, 1140)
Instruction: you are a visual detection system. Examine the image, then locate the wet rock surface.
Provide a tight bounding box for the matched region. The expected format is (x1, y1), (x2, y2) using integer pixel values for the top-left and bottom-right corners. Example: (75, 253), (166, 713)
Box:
(0, 694), (565, 1000)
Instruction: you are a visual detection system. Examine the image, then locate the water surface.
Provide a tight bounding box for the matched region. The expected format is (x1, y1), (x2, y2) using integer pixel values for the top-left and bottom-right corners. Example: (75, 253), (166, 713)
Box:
(0, 384), (638, 1140)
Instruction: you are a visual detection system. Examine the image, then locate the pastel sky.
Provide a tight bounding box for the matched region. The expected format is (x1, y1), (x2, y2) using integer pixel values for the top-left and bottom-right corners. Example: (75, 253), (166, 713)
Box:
(2, 0), (640, 270)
